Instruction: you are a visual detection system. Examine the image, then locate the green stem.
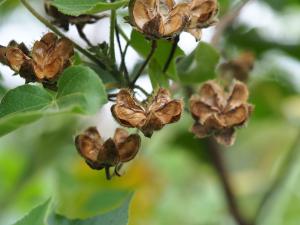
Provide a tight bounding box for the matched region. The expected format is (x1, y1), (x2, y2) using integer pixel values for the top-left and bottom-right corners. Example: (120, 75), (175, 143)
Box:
(109, 10), (116, 64)
(20, 0), (106, 69)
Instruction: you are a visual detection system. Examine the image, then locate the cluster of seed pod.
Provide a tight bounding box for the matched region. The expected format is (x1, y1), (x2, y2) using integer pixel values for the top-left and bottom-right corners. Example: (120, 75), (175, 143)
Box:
(75, 88), (184, 179)
(0, 32), (74, 88)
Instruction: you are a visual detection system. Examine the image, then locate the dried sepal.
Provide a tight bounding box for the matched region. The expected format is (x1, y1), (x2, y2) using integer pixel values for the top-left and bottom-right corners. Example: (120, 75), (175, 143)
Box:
(189, 80), (253, 146)
(111, 88), (183, 137)
(32, 32), (74, 81)
(129, 0), (218, 40)
(75, 127), (141, 179)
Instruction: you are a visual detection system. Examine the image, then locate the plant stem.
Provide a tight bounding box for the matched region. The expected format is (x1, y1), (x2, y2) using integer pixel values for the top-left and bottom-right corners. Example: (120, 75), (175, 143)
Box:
(254, 130), (300, 224)
(20, 0), (106, 69)
(109, 9), (116, 64)
(207, 138), (254, 225)
(163, 36), (179, 73)
(131, 40), (157, 86)
(116, 25), (130, 43)
(120, 42), (130, 84)
(115, 24), (130, 85)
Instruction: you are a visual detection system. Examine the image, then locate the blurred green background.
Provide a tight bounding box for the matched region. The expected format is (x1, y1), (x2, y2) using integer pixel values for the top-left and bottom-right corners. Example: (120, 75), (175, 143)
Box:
(1, 0), (300, 225)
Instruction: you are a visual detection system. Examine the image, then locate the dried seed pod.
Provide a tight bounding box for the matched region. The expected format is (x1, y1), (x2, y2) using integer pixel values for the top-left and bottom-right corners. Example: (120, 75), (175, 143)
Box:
(75, 127), (141, 179)
(190, 80), (253, 146)
(219, 52), (255, 82)
(0, 41), (35, 83)
(129, 0), (190, 38)
(186, 0), (219, 40)
(129, 0), (218, 40)
(111, 88), (183, 137)
(32, 32), (74, 81)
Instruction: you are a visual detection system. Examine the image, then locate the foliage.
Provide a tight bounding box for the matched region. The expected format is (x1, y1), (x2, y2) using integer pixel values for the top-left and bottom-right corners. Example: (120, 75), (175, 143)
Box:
(1, 0), (300, 225)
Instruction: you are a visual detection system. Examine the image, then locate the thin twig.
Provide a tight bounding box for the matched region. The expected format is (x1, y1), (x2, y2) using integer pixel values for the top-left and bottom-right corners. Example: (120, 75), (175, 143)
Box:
(120, 42), (130, 83)
(115, 24), (130, 85)
(211, 0), (252, 48)
(20, 0), (106, 69)
(254, 130), (300, 224)
(116, 25), (130, 42)
(134, 84), (150, 97)
(131, 40), (157, 86)
(163, 36), (179, 73)
(207, 138), (254, 225)
(109, 7), (116, 64)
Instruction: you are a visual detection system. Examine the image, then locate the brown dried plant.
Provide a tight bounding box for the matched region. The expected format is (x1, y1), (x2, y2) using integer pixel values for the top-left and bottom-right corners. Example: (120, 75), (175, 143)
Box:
(129, 0), (218, 40)
(190, 80), (253, 146)
(32, 32), (74, 81)
(111, 88), (183, 137)
(0, 33), (74, 85)
(75, 127), (141, 179)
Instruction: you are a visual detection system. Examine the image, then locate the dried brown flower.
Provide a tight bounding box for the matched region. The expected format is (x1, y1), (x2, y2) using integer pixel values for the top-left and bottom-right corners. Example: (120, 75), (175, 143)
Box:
(111, 88), (183, 137)
(32, 32), (74, 81)
(129, 0), (218, 40)
(75, 127), (141, 179)
(219, 52), (255, 82)
(189, 80), (253, 146)
(0, 41), (36, 83)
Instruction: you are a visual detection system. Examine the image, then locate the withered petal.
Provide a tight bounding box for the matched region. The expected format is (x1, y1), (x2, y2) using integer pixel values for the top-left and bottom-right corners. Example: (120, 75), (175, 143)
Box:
(199, 81), (225, 109)
(97, 138), (119, 166)
(221, 104), (249, 127)
(225, 81), (249, 111)
(191, 122), (210, 138)
(189, 98), (216, 123)
(131, 0), (156, 30)
(113, 128), (130, 146)
(111, 89), (147, 128)
(118, 134), (141, 162)
(6, 47), (30, 71)
(214, 128), (236, 146)
(154, 100), (183, 124)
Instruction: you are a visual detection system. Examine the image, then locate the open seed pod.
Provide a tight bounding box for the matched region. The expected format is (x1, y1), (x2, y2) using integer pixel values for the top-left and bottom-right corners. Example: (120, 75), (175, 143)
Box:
(189, 80), (253, 146)
(75, 127), (141, 179)
(0, 41), (35, 83)
(219, 52), (255, 82)
(185, 0), (219, 40)
(129, 0), (218, 40)
(32, 32), (74, 81)
(111, 88), (183, 137)
(129, 0), (190, 38)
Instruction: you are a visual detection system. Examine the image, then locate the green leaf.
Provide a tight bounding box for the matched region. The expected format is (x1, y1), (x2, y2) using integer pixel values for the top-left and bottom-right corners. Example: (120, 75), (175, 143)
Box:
(13, 199), (50, 225)
(177, 42), (220, 84)
(52, 0), (128, 16)
(56, 66), (107, 114)
(148, 60), (169, 88)
(130, 30), (184, 82)
(0, 66), (107, 137)
(48, 194), (133, 225)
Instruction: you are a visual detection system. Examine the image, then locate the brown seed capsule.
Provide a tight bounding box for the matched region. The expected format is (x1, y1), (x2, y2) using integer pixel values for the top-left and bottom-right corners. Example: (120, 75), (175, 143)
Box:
(32, 32), (74, 81)
(111, 88), (183, 137)
(219, 52), (255, 82)
(189, 80), (253, 146)
(75, 127), (141, 179)
(129, 0), (218, 40)
(186, 0), (219, 40)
